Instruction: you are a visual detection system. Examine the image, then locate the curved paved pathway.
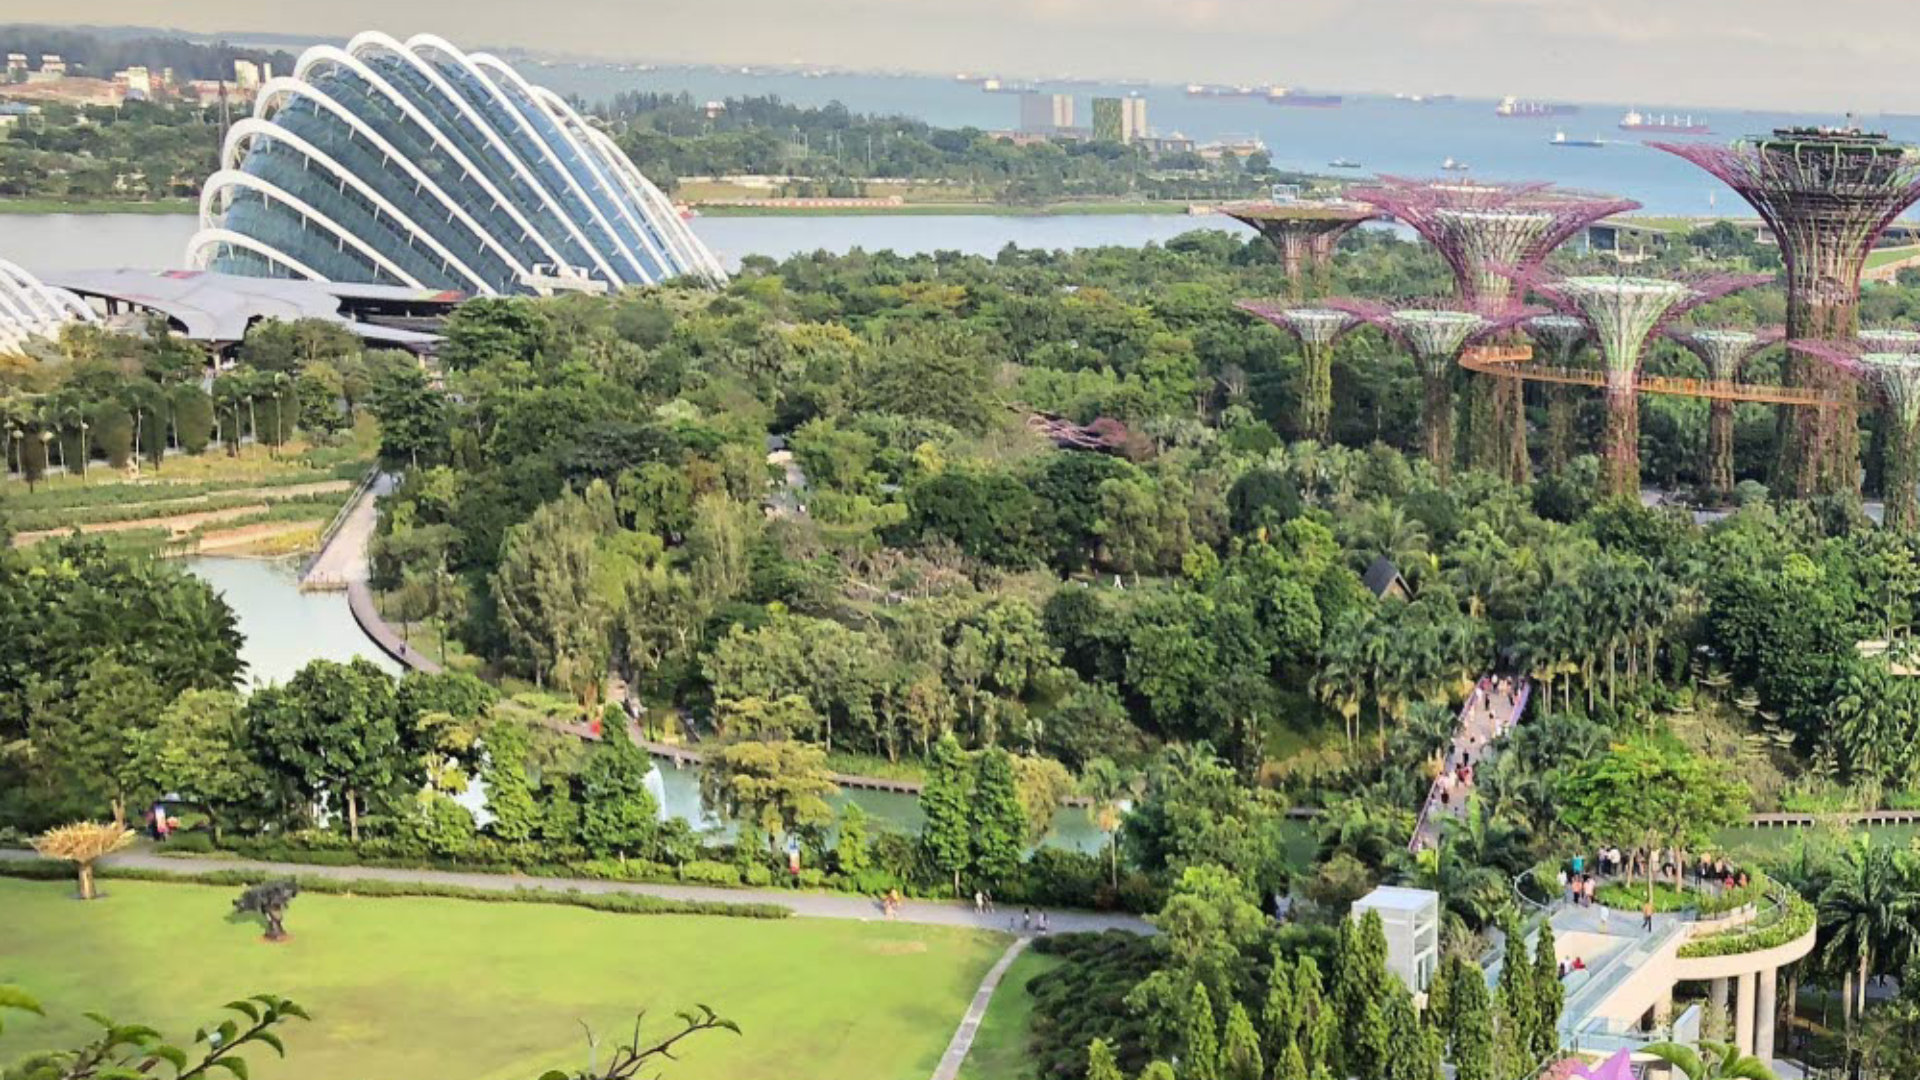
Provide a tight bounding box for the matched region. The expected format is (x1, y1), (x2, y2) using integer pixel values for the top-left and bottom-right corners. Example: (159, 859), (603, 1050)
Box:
(932, 938), (1030, 1080)
(0, 848), (1151, 935)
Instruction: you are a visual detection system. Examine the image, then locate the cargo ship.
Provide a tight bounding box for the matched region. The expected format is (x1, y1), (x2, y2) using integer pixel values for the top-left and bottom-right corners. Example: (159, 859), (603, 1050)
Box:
(1618, 110), (1711, 134)
(1329, 157), (1362, 169)
(1497, 95), (1578, 118)
(1550, 131), (1604, 148)
(1268, 87), (1342, 108)
(979, 78), (1036, 94)
(1187, 83), (1261, 98)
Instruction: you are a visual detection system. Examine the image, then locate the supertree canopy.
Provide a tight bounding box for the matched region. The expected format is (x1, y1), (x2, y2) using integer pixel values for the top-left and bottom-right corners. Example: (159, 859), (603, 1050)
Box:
(1333, 299), (1530, 477)
(1234, 301), (1365, 441)
(1221, 201), (1382, 297)
(1348, 178), (1640, 306)
(1668, 326), (1786, 497)
(1526, 314), (1593, 471)
(1657, 128), (1920, 496)
(1794, 339), (1920, 531)
(1536, 274), (1771, 497)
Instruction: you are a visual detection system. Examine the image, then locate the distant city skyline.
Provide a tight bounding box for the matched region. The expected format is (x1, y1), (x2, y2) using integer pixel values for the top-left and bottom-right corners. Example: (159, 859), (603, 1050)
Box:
(6, 0), (1920, 114)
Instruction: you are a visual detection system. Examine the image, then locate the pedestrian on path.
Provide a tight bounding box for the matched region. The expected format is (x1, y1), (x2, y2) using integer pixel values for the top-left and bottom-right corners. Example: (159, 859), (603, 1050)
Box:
(1022, 907), (1032, 931)
(1642, 900), (1655, 932)
(974, 890), (984, 914)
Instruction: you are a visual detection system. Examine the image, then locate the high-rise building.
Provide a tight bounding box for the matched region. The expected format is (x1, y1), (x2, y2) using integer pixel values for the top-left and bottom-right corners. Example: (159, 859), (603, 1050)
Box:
(4, 54), (27, 80)
(38, 55), (65, 76)
(233, 59), (262, 90)
(1091, 96), (1146, 143)
(1018, 92), (1072, 134)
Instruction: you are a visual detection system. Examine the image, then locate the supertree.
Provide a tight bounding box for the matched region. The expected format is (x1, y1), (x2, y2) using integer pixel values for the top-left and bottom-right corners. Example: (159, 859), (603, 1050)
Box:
(1657, 128), (1920, 496)
(1526, 314), (1592, 471)
(1347, 178), (1641, 306)
(1333, 299), (1533, 478)
(1532, 274), (1771, 498)
(1232, 301), (1365, 441)
(1793, 339), (1920, 531)
(1667, 326), (1785, 498)
(1221, 201), (1384, 297)
(1350, 179), (1639, 482)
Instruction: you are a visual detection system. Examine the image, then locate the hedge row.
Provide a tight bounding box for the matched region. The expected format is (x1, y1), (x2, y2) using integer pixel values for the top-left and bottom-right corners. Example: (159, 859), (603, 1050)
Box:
(1677, 888), (1815, 959)
(0, 859), (790, 919)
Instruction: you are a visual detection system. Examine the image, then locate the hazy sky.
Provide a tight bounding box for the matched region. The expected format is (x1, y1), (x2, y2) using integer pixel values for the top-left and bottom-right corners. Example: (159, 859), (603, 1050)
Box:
(9, 0), (1916, 113)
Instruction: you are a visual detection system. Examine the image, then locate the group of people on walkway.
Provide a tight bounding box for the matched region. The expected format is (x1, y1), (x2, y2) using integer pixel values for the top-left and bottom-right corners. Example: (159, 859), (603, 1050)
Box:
(1410, 675), (1528, 854)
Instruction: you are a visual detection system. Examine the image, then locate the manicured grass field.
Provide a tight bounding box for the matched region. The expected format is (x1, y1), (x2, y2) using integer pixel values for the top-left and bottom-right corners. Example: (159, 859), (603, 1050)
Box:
(0, 878), (1007, 1080)
(956, 948), (1065, 1080)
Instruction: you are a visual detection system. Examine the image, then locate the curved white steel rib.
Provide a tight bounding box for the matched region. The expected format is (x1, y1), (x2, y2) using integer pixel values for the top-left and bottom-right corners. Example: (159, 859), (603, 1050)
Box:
(0, 258), (95, 323)
(199, 168), (431, 290)
(409, 35), (647, 283)
(194, 31), (727, 294)
(468, 52), (673, 279)
(335, 31), (621, 284)
(498, 66), (679, 278)
(212, 120), (490, 292)
(185, 226), (329, 282)
(253, 75), (539, 283)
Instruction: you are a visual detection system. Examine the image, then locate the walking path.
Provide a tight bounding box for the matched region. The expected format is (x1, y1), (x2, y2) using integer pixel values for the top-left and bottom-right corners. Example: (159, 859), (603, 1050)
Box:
(300, 471), (388, 590)
(931, 938), (1031, 1080)
(0, 848), (1151, 935)
(1410, 676), (1530, 852)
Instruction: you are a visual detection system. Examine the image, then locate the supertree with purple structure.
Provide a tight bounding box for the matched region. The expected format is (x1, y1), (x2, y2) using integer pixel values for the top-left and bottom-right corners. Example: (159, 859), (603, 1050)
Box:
(1232, 301), (1365, 441)
(1349, 178), (1639, 481)
(1793, 338), (1920, 531)
(1667, 326), (1785, 499)
(1532, 273), (1771, 498)
(1347, 178), (1640, 306)
(1221, 201), (1385, 297)
(1525, 314), (1592, 471)
(1332, 299), (1535, 478)
(1657, 128), (1920, 496)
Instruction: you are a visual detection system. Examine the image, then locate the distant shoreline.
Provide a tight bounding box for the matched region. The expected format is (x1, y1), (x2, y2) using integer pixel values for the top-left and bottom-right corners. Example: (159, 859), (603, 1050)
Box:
(0, 198), (197, 215)
(693, 200), (1196, 218)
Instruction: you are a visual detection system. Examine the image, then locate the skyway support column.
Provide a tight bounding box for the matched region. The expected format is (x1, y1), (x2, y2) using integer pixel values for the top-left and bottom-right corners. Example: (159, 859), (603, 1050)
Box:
(1755, 967), (1778, 1063)
(1734, 970), (1756, 1056)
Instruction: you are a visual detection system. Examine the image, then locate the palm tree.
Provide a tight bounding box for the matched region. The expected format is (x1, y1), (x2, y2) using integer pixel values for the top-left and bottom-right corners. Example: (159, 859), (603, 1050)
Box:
(1818, 837), (1913, 1033)
(1642, 1040), (1778, 1080)
(1080, 757), (1137, 889)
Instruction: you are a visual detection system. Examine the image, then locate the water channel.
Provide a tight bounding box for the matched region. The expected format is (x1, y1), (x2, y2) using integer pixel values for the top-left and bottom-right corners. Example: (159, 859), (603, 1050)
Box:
(182, 554), (1108, 851)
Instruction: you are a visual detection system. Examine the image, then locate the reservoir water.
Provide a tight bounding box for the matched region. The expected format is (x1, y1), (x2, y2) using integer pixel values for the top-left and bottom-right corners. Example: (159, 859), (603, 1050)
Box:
(182, 553), (1107, 851)
(0, 211), (1239, 278)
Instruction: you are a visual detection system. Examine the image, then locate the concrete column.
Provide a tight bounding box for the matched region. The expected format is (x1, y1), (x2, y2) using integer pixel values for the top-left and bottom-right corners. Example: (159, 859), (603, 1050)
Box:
(1709, 977), (1729, 1022)
(1755, 967), (1778, 1063)
(1734, 970), (1756, 1056)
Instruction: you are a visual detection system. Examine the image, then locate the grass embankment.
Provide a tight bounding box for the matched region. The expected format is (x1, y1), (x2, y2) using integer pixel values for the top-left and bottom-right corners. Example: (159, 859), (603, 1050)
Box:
(0, 877), (1006, 1080)
(956, 948), (1066, 1080)
(0, 197), (197, 215)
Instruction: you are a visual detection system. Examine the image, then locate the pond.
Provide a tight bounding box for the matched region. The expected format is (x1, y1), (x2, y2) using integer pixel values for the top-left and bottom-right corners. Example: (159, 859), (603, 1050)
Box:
(182, 554), (1110, 851)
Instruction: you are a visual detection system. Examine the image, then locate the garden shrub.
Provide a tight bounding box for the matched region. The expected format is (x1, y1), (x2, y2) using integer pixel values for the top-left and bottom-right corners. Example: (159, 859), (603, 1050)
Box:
(678, 860), (742, 886)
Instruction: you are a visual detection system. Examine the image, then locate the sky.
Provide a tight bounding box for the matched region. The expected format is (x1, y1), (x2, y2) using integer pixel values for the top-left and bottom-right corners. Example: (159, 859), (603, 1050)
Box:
(8, 0), (1919, 113)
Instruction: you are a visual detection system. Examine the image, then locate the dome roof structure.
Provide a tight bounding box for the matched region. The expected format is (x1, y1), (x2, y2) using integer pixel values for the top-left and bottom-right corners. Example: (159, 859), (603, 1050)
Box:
(0, 257), (96, 353)
(189, 32), (726, 296)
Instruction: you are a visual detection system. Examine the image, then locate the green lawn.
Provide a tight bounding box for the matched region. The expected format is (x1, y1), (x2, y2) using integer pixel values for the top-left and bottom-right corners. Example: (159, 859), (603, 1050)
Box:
(0, 878), (1007, 1080)
(957, 948), (1065, 1080)
(0, 197), (197, 214)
